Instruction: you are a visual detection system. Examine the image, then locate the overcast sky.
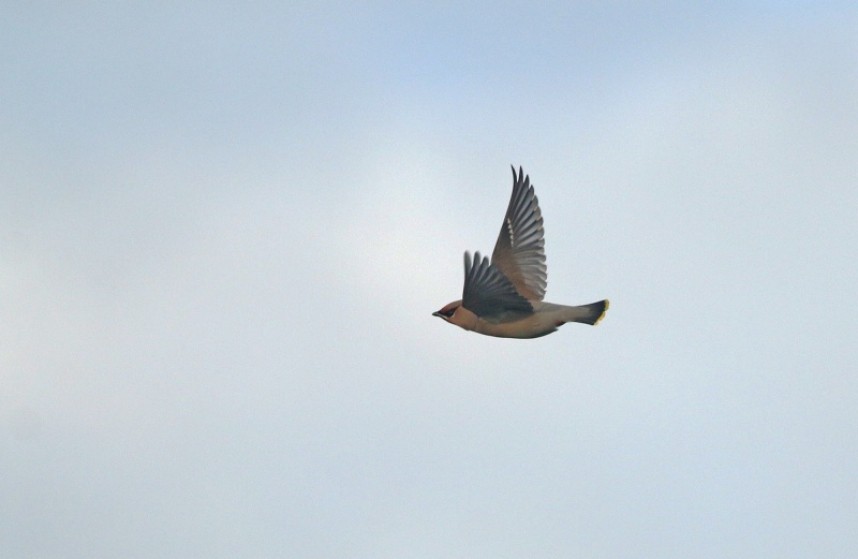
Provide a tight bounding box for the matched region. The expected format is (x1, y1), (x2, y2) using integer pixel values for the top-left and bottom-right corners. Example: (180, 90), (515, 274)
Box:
(2, 3), (857, 558)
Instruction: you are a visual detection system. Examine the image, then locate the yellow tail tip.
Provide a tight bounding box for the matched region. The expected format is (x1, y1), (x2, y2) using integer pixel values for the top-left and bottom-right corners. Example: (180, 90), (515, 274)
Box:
(593, 299), (610, 325)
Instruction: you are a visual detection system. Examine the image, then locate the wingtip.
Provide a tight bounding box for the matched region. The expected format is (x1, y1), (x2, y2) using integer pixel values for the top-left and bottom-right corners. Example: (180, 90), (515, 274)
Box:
(510, 165), (529, 186)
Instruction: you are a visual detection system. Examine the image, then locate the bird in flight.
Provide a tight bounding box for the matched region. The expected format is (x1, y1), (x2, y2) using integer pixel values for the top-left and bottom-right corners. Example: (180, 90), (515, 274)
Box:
(433, 166), (608, 338)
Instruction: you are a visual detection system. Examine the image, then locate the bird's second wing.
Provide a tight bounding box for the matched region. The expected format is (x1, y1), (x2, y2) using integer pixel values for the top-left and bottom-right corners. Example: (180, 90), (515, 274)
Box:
(491, 166), (547, 301)
(462, 251), (533, 323)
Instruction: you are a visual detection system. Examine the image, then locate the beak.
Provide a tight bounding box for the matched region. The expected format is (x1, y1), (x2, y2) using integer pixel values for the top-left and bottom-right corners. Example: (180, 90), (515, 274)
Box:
(432, 311), (442, 318)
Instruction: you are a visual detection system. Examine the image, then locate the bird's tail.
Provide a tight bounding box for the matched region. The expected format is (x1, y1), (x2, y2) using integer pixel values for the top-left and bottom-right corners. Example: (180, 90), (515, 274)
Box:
(566, 299), (609, 325)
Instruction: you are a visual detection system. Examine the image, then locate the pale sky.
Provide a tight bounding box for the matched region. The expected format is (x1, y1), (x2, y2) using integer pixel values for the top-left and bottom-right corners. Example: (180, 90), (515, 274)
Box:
(2, 3), (857, 558)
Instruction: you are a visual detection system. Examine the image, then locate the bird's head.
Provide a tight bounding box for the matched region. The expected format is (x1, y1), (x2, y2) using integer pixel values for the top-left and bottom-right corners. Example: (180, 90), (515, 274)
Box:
(432, 300), (461, 323)
(432, 299), (479, 332)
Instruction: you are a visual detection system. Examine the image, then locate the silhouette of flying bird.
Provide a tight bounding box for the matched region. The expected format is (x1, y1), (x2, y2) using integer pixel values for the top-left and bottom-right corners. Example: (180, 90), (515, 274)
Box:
(433, 166), (608, 338)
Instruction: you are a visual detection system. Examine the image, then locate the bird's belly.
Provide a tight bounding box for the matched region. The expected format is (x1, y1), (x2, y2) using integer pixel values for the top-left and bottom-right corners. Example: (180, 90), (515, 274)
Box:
(474, 313), (559, 339)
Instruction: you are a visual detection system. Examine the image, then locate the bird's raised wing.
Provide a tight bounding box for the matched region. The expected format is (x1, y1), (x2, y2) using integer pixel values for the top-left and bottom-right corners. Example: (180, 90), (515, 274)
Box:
(462, 251), (533, 323)
(490, 166), (547, 301)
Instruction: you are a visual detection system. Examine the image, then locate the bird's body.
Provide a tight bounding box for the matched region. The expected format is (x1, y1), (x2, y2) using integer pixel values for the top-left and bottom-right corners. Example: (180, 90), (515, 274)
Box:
(433, 167), (608, 339)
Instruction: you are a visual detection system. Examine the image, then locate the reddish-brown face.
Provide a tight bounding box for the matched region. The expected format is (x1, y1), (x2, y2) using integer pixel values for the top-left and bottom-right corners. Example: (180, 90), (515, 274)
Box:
(432, 300), (461, 322)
